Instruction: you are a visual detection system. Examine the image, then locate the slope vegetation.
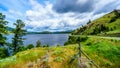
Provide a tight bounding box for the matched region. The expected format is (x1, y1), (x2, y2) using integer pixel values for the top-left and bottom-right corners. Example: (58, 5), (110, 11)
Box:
(72, 10), (120, 36)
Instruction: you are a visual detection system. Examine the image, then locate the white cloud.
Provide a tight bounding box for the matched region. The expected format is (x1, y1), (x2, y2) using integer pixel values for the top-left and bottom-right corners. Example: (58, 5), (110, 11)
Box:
(116, 5), (120, 9)
(25, 0), (89, 32)
(1, 0), (120, 32)
(25, 0), (99, 32)
(0, 0), (31, 27)
(77, 0), (88, 5)
(23, 0), (120, 32)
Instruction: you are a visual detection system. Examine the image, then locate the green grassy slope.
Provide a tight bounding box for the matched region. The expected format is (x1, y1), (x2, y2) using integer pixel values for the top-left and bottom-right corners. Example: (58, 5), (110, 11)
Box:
(0, 37), (120, 68)
(72, 10), (120, 36)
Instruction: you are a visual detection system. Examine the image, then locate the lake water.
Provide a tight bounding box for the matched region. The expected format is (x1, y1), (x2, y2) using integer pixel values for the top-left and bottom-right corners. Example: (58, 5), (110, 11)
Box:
(7, 34), (69, 46)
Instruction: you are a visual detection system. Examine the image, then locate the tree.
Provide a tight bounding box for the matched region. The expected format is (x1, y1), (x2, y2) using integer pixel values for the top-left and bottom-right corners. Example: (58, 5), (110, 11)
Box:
(0, 47), (9, 59)
(114, 9), (120, 17)
(36, 40), (41, 47)
(12, 19), (26, 54)
(0, 13), (8, 46)
(109, 10), (120, 23)
(87, 19), (91, 24)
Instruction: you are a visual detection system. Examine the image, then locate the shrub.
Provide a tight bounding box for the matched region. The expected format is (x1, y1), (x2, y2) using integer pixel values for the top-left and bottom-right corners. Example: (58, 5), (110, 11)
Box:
(43, 44), (50, 47)
(36, 40), (41, 47)
(54, 57), (64, 62)
(109, 17), (117, 23)
(86, 42), (92, 46)
(57, 44), (60, 47)
(18, 46), (27, 51)
(79, 36), (88, 42)
(53, 50), (64, 55)
(46, 44), (50, 47)
(64, 36), (88, 45)
(27, 44), (34, 49)
(0, 47), (9, 59)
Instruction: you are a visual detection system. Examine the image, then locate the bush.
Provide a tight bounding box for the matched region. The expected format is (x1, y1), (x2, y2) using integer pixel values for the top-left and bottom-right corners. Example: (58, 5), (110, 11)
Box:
(109, 17), (117, 23)
(27, 44), (34, 49)
(79, 36), (88, 42)
(64, 36), (78, 45)
(57, 44), (60, 47)
(0, 47), (9, 59)
(54, 57), (64, 62)
(43, 44), (50, 47)
(64, 36), (88, 45)
(18, 46), (27, 51)
(46, 44), (50, 47)
(86, 42), (92, 46)
(36, 40), (41, 47)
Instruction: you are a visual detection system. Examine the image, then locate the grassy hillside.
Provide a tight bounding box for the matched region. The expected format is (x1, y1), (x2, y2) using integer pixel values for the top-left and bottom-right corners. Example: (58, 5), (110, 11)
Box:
(0, 37), (120, 68)
(72, 10), (120, 36)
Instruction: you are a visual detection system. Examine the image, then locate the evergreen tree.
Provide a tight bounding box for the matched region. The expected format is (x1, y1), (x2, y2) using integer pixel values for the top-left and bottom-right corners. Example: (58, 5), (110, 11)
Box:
(114, 9), (120, 17)
(12, 19), (26, 54)
(36, 40), (41, 47)
(110, 10), (120, 23)
(0, 13), (8, 46)
(0, 47), (9, 59)
(87, 19), (91, 24)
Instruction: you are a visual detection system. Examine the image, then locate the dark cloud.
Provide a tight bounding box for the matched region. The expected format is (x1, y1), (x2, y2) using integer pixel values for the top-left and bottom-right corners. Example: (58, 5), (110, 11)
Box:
(94, 1), (120, 14)
(53, 0), (95, 13)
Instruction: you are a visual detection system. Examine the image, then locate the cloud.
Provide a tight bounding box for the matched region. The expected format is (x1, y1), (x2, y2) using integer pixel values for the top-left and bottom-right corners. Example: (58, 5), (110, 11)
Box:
(0, 0), (31, 27)
(25, 0), (86, 32)
(53, 0), (120, 14)
(53, 0), (95, 13)
(25, 0), (120, 32)
(0, 0), (120, 32)
(93, 0), (120, 14)
(116, 5), (120, 9)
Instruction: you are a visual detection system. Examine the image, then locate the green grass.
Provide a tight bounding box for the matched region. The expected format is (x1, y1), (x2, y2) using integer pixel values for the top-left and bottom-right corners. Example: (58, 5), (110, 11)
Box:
(0, 37), (120, 68)
(0, 48), (47, 68)
(82, 37), (120, 67)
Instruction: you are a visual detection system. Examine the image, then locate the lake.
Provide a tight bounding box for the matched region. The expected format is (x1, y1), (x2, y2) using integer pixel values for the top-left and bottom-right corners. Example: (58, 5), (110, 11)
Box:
(7, 34), (69, 46)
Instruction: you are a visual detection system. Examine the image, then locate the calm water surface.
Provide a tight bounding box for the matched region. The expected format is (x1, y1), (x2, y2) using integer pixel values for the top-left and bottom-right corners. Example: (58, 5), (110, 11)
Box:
(8, 34), (69, 46)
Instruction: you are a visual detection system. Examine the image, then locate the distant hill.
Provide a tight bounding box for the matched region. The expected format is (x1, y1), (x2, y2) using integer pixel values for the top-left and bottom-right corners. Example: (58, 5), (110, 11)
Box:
(72, 10), (120, 36)
(7, 27), (72, 34)
(27, 30), (72, 34)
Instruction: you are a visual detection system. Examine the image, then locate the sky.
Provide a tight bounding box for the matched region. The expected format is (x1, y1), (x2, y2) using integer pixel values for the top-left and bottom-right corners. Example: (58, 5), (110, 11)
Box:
(0, 0), (120, 32)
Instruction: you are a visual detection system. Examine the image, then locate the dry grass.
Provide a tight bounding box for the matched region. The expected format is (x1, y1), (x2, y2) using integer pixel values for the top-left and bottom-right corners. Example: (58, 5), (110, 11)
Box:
(0, 37), (120, 68)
